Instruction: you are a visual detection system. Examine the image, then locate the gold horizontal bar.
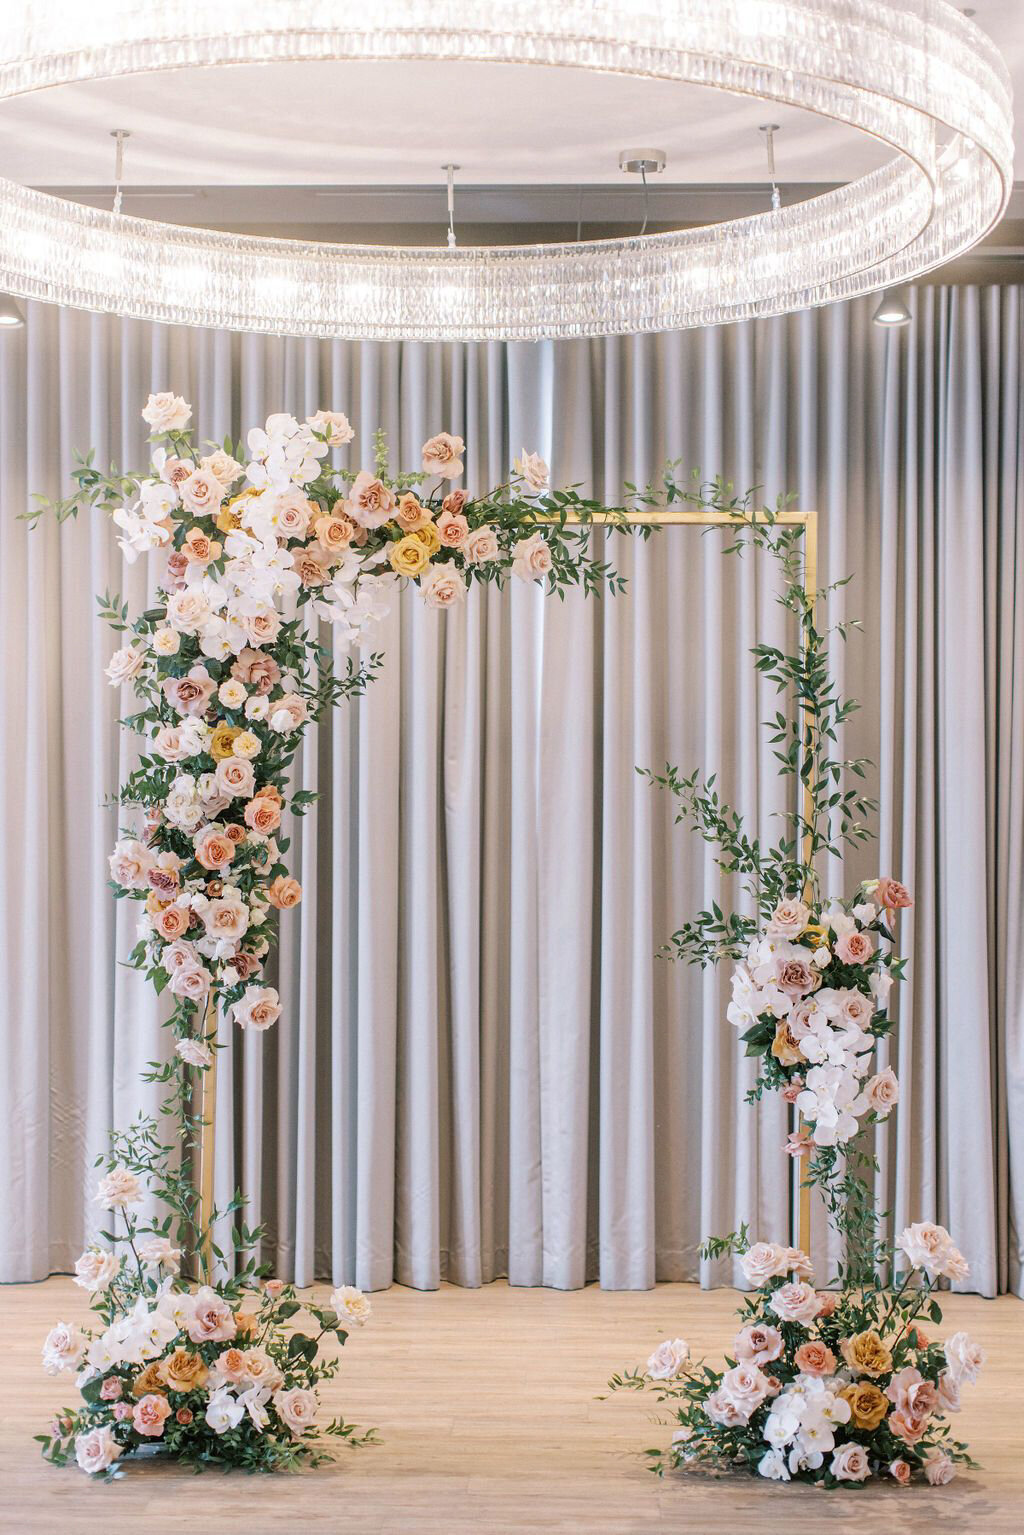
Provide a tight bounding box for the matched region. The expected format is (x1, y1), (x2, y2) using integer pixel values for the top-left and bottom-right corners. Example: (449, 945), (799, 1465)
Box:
(547, 508), (813, 527)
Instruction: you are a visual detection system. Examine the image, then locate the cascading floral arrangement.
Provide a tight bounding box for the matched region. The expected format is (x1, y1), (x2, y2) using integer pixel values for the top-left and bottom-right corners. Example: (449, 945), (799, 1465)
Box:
(609, 476), (984, 1488)
(35, 392), (634, 1476)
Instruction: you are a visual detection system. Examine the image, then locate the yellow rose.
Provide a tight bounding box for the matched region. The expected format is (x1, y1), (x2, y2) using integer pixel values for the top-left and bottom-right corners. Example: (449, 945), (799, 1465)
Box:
(159, 1348), (209, 1394)
(839, 1329), (893, 1378)
(388, 535), (431, 578)
(210, 724), (241, 761)
(413, 521), (442, 556)
(802, 922), (829, 949)
(217, 488), (257, 533)
(771, 1019), (805, 1066)
(145, 889), (169, 916)
(840, 1381), (889, 1430)
(133, 1360), (168, 1397)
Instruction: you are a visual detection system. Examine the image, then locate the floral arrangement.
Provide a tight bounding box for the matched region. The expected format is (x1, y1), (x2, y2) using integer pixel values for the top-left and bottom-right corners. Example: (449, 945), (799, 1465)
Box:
(39, 1118), (376, 1476)
(610, 479), (983, 1488)
(611, 1221), (982, 1487)
(35, 391), (637, 1475)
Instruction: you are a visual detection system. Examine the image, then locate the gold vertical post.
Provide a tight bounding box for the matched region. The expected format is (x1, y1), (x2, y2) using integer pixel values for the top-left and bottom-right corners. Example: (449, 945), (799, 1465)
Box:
(797, 511), (818, 1260)
(197, 997), (217, 1284)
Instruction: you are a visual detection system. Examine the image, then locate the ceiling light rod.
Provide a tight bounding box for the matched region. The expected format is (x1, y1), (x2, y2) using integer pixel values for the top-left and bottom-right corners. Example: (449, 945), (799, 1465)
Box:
(443, 162), (459, 249)
(760, 124), (781, 211)
(110, 128), (130, 215)
(619, 148), (666, 237)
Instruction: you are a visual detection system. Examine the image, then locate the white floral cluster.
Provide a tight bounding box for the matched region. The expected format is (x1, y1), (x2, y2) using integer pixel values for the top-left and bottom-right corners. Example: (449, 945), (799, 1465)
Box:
(727, 892), (904, 1148)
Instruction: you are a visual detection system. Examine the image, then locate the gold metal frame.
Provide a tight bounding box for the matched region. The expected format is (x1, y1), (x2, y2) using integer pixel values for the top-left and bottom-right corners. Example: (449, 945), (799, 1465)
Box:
(194, 506), (818, 1272)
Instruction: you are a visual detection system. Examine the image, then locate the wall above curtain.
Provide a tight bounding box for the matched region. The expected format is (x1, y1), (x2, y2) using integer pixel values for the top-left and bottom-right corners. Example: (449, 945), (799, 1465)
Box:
(0, 288), (1021, 1295)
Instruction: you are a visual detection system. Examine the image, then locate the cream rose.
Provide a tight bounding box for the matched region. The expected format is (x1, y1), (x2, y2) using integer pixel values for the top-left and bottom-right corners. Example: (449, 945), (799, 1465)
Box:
(232, 985), (281, 1031)
(646, 1338), (690, 1380)
(273, 1386), (319, 1436)
(75, 1424), (123, 1474)
(188, 1286), (237, 1344)
(108, 838), (153, 890)
(738, 1242), (790, 1287)
(944, 1330), (985, 1386)
(864, 1066), (899, 1117)
(166, 589), (212, 634)
(328, 1285), (372, 1329)
(73, 1248), (120, 1293)
(830, 1442), (870, 1482)
(766, 897), (810, 938)
(42, 1321), (86, 1374)
(463, 525), (500, 563)
(151, 626), (181, 656)
(924, 1452), (956, 1486)
(215, 756), (256, 799)
(421, 432), (465, 479)
(105, 645), (144, 687)
(307, 409), (354, 447)
(344, 470), (396, 529)
(511, 531), (552, 582)
(95, 1166), (142, 1210)
(419, 564), (467, 609)
(767, 1280), (820, 1325)
(203, 895), (249, 941)
(142, 392), (191, 433)
(137, 1235), (182, 1273)
(179, 467), (224, 518)
(200, 448), (244, 488)
(733, 1325), (783, 1368)
(513, 449), (549, 493)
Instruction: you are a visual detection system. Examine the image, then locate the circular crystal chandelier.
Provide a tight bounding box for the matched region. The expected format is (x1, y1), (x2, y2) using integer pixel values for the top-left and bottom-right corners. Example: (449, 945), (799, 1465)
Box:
(0, 1), (1012, 341)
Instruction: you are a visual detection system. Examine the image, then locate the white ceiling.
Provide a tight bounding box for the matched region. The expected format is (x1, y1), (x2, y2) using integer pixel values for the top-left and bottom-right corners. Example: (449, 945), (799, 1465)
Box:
(0, 5), (1017, 192)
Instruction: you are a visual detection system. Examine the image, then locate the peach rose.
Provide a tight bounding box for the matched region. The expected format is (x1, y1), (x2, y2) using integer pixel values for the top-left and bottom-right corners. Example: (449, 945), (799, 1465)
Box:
(437, 510), (469, 548)
(267, 876), (301, 909)
(836, 929), (874, 965)
(166, 549), (189, 583)
(345, 470), (396, 529)
(421, 432), (464, 479)
(245, 795), (281, 835)
(395, 493), (430, 532)
(771, 1019), (805, 1066)
(876, 877), (913, 909)
(815, 1290), (838, 1318)
(269, 693), (308, 733)
(889, 1458), (912, 1485)
(274, 491), (313, 540)
(183, 526), (222, 565)
(154, 903), (192, 941)
(885, 1366), (938, 1418)
(441, 489), (468, 517)
(313, 514), (356, 553)
(793, 1340), (836, 1376)
(890, 1409), (930, 1445)
(212, 1347), (249, 1385)
(195, 829), (235, 872)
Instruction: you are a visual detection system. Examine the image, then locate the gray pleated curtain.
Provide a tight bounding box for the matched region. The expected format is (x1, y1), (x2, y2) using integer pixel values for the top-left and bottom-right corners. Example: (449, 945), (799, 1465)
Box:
(1, 288), (1021, 1296)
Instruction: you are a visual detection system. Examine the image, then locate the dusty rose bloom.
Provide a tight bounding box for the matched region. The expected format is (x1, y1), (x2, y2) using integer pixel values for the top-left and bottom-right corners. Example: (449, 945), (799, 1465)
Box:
(441, 489), (468, 517)
(175, 1407), (194, 1426)
(776, 956), (819, 996)
(99, 1376), (123, 1400)
(166, 550), (190, 584)
(231, 648), (281, 695)
(781, 1076), (804, 1104)
(733, 1325), (784, 1368)
(815, 1290), (838, 1318)
(163, 671), (216, 718)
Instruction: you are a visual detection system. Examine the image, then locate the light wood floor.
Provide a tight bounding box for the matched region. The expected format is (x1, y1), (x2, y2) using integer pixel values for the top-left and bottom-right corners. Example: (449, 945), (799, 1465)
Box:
(2, 1278), (1020, 1533)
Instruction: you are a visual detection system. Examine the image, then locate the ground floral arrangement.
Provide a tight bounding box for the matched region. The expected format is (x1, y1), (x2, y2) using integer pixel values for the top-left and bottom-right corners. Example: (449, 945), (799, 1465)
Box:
(34, 392), (639, 1477)
(609, 485), (984, 1488)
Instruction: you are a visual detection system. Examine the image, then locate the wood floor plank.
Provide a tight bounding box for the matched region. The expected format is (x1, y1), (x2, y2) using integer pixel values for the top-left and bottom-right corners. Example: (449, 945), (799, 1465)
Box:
(2, 1278), (1020, 1533)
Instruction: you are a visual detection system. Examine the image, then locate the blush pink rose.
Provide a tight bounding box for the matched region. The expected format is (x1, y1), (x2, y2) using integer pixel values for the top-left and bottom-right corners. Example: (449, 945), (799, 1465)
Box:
(733, 1325), (784, 1368)
(133, 1393), (172, 1438)
(187, 1286), (237, 1344)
